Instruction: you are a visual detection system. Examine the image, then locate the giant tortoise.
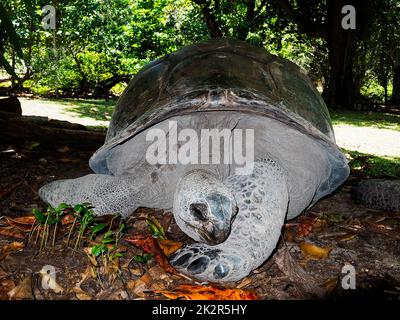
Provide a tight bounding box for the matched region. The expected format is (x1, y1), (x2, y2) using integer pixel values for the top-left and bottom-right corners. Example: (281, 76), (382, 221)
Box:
(39, 39), (349, 282)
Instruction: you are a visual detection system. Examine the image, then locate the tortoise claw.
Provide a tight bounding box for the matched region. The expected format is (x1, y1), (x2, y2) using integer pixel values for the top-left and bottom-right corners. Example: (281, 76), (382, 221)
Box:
(171, 244), (231, 281)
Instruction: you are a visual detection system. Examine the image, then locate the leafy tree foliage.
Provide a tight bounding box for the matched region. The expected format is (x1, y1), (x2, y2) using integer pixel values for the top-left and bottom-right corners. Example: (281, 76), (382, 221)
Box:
(0, 0), (398, 109)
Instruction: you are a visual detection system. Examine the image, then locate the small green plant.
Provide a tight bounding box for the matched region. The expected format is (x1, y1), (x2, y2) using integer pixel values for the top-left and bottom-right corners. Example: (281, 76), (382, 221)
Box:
(91, 230), (114, 257)
(90, 216), (127, 270)
(89, 223), (106, 240)
(30, 203), (70, 250)
(30, 203), (127, 263)
(146, 218), (166, 239)
(131, 253), (152, 264)
(73, 203), (95, 250)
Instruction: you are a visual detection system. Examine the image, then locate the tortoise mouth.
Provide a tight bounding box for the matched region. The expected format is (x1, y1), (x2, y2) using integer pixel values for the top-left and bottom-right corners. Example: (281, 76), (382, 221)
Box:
(184, 220), (229, 245)
(182, 219), (230, 245)
(198, 228), (229, 246)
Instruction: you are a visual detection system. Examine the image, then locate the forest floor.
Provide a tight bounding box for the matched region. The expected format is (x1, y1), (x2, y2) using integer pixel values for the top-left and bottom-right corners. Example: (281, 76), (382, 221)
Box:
(0, 98), (398, 300)
(0, 137), (399, 300)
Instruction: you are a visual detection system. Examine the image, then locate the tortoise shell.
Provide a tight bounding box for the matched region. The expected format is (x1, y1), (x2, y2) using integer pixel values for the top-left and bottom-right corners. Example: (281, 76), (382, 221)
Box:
(90, 38), (338, 173)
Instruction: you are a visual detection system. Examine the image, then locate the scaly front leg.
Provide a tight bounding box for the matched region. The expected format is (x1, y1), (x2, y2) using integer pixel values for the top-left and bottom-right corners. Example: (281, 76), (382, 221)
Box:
(39, 174), (141, 217)
(171, 159), (289, 282)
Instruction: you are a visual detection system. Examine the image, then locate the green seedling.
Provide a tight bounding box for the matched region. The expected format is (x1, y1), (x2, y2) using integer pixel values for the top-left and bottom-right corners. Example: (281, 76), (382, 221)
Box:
(131, 253), (152, 264)
(146, 218), (166, 239)
(30, 203), (127, 267)
(74, 203), (95, 250)
(30, 203), (70, 250)
(89, 223), (106, 240)
(90, 214), (126, 265)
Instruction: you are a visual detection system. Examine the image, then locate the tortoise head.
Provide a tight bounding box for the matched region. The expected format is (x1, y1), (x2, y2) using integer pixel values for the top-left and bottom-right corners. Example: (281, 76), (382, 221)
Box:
(173, 170), (238, 245)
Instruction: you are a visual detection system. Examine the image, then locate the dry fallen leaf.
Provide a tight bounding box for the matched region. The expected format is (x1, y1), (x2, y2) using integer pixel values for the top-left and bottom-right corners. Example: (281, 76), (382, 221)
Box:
(296, 216), (318, 238)
(0, 241), (24, 261)
(57, 146), (70, 153)
(236, 277), (252, 289)
(125, 235), (177, 274)
(83, 247), (98, 266)
(155, 284), (258, 300)
(61, 214), (75, 225)
(8, 276), (33, 300)
(3, 218), (33, 232)
(157, 239), (183, 256)
(323, 277), (339, 295)
(335, 233), (357, 242)
(59, 158), (80, 164)
(5, 216), (36, 226)
(0, 226), (26, 239)
(129, 268), (143, 277)
(73, 286), (93, 300)
(299, 242), (332, 260)
(274, 248), (325, 299)
(0, 279), (15, 299)
(127, 278), (149, 298)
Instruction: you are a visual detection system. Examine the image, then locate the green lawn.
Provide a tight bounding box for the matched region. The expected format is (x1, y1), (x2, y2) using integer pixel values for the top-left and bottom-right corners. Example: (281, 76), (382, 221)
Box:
(342, 148), (400, 179)
(44, 97), (118, 121)
(330, 110), (400, 132)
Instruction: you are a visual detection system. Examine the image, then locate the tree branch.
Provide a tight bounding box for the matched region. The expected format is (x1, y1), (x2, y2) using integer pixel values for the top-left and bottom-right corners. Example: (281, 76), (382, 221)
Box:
(192, 0), (223, 37)
(246, 0), (256, 23)
(271, 0), (328, 39)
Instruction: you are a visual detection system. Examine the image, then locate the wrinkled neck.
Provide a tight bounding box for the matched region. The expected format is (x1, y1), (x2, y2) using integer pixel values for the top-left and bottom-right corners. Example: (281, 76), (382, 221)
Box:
(177, 163), (230, 182)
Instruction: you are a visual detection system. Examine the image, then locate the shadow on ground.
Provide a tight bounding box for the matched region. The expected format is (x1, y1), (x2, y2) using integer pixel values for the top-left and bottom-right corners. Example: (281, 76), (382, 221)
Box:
(45, 98), (118, 121)
(330, 110), (400, 132)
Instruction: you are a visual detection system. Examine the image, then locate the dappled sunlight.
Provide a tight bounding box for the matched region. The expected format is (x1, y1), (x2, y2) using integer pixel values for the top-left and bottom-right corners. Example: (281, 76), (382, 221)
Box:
(19, 97), (111, 128)
(331, 110), (400, 132)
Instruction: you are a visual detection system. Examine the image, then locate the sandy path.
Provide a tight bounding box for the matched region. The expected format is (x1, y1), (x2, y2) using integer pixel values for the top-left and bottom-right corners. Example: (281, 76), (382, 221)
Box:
(334, 124), (400, 157)
(20, 98), (400, 157)
(20, 98), (109, 127)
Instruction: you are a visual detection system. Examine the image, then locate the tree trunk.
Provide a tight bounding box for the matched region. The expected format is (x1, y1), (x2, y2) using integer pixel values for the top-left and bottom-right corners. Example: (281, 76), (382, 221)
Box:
(324, 0), (357, 109)
(271, 0), (374, 110)
(95, 74), (131, 94)
(391, 66), (400, 105)
(71, 52), (89, 93)
(192, 0), (222, 37)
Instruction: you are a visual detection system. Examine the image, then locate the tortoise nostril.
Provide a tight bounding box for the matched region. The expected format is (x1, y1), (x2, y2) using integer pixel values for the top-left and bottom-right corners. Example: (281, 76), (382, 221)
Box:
(189, 203), (208, 221)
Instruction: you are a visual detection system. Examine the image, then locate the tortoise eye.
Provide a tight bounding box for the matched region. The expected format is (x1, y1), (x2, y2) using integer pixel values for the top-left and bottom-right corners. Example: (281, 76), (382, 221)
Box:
(189, 203), (208, 221)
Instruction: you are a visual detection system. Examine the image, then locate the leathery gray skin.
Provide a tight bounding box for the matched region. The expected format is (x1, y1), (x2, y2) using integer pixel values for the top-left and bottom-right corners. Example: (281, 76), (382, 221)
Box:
(170, 159), (288, 282)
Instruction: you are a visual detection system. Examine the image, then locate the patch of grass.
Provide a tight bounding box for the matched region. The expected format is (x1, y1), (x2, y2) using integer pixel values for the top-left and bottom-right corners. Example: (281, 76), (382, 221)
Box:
(85, 125), (108, 132)
(343, 148), (400, 178)
(330, 110), (400, 132)
(44, 97), (118, 121)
